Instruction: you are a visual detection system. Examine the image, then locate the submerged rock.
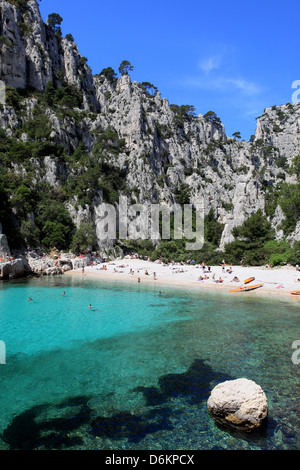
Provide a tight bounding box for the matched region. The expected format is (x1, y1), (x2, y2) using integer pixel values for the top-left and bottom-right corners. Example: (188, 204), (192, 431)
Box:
(207, 378), (268, 432)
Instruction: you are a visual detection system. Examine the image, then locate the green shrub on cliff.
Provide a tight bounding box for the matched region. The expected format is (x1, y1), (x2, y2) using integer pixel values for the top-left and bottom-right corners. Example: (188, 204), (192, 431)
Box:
(278, 183), (300, 234)
(71, 222), (97, 253)
(224, 210), (275, 265)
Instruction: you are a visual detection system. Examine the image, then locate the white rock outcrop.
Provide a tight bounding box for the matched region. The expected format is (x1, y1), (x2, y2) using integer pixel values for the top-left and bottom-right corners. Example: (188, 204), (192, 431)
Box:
(207, 378), (268, 432)
(0, 234), (10, 257)
(0, 258), (25, 279)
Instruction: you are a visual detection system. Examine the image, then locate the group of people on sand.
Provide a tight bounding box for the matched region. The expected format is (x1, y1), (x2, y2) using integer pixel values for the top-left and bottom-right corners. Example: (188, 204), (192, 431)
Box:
(198, 273), (224, 283)
(88, 258), (243, 285)
(173, 268), (185, 274)
(137, 270), (157, 282)
(97, 265), (107, 271)
(197, 274), (210, 281)
(196, 261), (240, 284)
(80, 257), (245, 287)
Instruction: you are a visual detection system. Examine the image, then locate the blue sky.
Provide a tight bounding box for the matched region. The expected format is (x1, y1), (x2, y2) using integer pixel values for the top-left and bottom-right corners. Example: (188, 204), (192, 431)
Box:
(39, 0), (299, 141)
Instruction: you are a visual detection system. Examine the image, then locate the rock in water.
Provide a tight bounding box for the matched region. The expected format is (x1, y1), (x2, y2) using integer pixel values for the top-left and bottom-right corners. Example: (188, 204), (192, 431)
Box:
(207, 378), (268, 432)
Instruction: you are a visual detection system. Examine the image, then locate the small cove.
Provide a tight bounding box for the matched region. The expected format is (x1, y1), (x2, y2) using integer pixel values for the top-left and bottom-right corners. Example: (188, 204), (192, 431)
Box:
(0, 275), (299, 450)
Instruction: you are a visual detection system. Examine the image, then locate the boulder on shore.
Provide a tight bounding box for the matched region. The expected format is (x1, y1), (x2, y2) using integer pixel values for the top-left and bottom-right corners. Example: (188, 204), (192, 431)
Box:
(207, 378), (268, 432)
(44, 266), (63, 276)
(0, 258), (25, 279)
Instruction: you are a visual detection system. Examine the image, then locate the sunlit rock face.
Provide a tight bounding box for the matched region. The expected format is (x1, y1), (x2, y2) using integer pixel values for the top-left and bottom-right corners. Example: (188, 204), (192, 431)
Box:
(0, 0), (299, 252)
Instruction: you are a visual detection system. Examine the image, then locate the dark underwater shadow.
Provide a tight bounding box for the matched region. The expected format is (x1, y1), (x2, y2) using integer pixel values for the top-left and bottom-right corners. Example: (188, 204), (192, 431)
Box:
(2, 358), (273, 450)
(210, 413), (273, 444)
(133, 358), (234, 406)
(90, 406), (175, 444)
(1, 396), (177, 449)
(1, 395), (92, 450)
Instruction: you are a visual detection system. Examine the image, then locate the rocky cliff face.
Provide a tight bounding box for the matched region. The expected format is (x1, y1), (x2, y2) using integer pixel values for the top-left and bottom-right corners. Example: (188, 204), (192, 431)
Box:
(0, 0), (299, 255)
(0, 0), (98, 110)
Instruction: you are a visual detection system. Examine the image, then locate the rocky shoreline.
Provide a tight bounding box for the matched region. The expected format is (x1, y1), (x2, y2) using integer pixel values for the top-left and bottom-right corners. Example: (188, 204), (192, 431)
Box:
(0, 245), (99, 281)
(0, 250), (105, 280)
(0, 225), (112, 280)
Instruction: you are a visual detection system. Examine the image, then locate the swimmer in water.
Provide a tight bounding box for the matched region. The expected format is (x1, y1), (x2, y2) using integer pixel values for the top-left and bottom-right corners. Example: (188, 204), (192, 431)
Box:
(27, 297), (33, 301)
(88, 304), (93, 309)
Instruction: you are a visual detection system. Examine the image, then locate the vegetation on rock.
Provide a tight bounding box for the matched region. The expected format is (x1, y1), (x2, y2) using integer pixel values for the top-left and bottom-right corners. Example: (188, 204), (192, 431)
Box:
(0, 0), (299, 266)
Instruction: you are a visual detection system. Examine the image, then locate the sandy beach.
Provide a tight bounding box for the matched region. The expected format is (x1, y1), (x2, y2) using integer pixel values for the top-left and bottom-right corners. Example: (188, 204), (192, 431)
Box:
(65, 258), (300, 301)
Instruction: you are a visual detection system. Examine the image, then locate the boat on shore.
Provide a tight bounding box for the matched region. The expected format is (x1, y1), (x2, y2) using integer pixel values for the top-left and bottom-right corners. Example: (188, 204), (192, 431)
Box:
(229, 283), (263, 293)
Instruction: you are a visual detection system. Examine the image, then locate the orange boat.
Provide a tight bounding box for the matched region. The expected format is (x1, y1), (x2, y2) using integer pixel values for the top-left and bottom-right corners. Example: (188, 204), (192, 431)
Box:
(291, 291), (300, 295)
(229, 283), (263, 293)
(244, 277), (255, 284)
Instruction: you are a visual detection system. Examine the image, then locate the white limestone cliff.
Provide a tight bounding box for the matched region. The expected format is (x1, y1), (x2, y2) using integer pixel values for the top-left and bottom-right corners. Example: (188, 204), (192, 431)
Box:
(0, 0), (299, 253)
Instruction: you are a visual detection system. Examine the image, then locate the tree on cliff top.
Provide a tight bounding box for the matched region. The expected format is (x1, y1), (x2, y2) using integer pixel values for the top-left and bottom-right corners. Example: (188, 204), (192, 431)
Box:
(118, 60), (134, 76)
(203, 111), (222, 126)
(47, 13), (63, 34)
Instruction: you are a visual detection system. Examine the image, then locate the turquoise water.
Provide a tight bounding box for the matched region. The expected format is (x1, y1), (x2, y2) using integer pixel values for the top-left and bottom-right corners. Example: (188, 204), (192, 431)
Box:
(0, 275), (299, 450)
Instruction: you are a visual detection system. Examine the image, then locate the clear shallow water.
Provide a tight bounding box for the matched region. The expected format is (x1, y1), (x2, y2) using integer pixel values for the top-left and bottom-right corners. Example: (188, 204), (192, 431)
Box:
(0, 275), (299, 450)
